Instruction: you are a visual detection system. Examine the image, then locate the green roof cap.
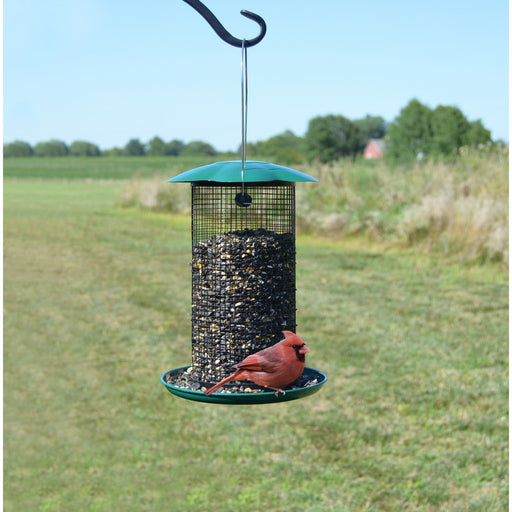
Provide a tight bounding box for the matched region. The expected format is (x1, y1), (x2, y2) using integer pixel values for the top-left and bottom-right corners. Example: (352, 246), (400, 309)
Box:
(168, 160), (317, 183)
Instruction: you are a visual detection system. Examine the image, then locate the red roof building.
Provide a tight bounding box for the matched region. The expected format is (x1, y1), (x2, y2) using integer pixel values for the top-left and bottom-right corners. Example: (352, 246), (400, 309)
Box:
(363, 139), (385, 159)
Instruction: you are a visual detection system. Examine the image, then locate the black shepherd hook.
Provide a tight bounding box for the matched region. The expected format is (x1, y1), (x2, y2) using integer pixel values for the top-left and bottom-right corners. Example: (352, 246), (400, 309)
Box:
(182, 0), (267, 47)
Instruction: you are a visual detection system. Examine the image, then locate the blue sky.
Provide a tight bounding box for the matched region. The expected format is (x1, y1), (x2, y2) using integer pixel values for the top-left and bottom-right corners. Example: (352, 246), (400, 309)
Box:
(4, 0), (509, 151)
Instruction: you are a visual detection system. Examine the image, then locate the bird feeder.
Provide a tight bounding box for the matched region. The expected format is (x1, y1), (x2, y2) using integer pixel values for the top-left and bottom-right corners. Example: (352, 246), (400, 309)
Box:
(161, 161), (327, 403)
(160, 1), (327, 403)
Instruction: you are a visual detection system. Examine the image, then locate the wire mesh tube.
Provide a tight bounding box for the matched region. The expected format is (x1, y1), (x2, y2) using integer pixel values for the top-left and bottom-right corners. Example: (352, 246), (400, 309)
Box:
(189, 182), (296, 384)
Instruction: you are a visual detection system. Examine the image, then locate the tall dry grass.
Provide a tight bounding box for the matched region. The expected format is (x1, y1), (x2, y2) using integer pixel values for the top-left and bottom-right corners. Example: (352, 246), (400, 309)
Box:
(296, 145), (508, 263)
(398, 146), (507, 263)
(119, 175), (190, 214)
(120, 146), (508, 263)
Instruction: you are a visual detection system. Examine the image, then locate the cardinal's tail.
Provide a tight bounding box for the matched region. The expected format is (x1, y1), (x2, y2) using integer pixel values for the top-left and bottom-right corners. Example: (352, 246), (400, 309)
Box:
(203, 373), (237, 396)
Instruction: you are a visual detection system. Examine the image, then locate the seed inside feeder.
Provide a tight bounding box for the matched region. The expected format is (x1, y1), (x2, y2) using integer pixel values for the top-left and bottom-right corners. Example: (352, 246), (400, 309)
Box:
(188, 227), (296, 385)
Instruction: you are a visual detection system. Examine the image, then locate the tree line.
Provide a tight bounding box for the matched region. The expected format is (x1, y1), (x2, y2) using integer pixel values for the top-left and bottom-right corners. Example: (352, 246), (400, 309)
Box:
(4, 99), (493, 164)
(3, 137), (218, 159)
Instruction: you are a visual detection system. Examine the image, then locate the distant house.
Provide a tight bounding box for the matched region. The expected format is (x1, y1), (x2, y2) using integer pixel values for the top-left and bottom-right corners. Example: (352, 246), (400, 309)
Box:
(363, 139), (385, 159)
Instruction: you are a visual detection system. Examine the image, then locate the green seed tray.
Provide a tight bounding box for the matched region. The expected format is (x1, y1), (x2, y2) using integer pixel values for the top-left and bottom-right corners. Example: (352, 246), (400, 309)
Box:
(160, 366), (327, 405)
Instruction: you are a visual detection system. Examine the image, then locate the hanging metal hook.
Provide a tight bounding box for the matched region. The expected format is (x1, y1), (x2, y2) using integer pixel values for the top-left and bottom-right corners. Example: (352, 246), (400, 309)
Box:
(182, 0), (266, 48)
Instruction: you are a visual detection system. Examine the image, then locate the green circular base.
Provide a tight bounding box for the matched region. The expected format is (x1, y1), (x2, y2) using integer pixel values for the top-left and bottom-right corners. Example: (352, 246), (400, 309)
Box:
(160, 366), (327, 405)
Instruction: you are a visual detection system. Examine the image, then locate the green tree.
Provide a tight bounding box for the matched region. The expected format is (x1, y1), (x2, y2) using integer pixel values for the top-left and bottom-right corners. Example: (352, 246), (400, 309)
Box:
(245, 130), (305, 165)
(385, 99), (432, 162)
(34, 139), (69, 157)
(147, 136), (166, 156)
(102, 147), (124, 156)
(465, 120), (492, 146)
(430, 105), (470, 156)
(354, 115), (387, 146)
(69, 140), (100, 157)
(124, 138), (146, 156)
(245, 140), (265, 157)
(164, 139), (185, 156)
(305, 115), (362, 162)
(182, 140), (217, 156)
(147, 136), (184, 156)
(4, 140), (34, 157)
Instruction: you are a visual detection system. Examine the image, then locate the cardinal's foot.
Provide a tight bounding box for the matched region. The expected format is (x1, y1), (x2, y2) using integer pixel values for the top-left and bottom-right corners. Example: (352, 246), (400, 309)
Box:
(267, 387), (286, 397)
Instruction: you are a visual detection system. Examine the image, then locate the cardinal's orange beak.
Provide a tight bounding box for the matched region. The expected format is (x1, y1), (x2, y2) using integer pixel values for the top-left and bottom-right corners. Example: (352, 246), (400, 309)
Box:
(299, 344), (310, 354)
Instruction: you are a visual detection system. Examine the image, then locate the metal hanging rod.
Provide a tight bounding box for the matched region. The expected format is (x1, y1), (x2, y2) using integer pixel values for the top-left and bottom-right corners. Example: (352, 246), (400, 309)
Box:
(182, 0), (267, 47)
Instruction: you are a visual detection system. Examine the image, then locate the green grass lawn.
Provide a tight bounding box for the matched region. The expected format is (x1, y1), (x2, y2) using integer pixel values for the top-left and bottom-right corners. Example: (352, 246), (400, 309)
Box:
(4, 179), (508, 511)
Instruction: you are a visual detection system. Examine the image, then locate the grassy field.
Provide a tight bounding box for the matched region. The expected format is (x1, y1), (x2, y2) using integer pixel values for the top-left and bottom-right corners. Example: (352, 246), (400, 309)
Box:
(3, 175), (508, 511)
(54, 147), (505, 264)
(2, 155), (229, 180)
(5, 148), (508, 267)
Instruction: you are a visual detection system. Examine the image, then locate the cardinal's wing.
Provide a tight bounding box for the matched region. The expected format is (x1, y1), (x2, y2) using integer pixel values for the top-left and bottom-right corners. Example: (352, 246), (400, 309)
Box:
(236, 353), (264, 371)
(236, 347), (282, 373)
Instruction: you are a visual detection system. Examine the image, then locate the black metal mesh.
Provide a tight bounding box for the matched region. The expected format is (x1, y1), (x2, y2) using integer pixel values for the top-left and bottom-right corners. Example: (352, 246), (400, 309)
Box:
(189, 182), (296, 384)
(191, 182), (295, 243)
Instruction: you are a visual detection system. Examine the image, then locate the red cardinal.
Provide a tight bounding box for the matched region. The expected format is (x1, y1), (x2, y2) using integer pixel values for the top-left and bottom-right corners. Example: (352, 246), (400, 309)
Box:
(204, 330), (310, 396)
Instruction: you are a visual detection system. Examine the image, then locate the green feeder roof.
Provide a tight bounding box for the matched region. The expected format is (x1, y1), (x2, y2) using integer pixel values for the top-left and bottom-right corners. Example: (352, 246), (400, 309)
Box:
(168, 160), (318, 183)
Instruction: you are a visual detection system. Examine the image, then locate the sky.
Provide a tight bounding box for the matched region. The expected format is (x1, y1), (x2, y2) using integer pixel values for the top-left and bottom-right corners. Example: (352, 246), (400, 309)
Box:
(3, 0), (509, 152)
